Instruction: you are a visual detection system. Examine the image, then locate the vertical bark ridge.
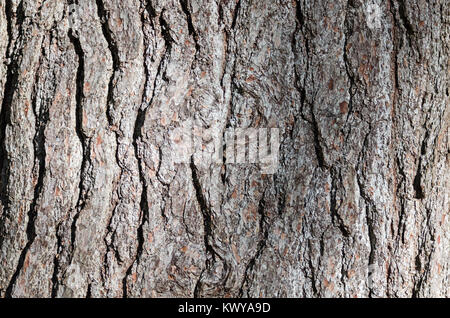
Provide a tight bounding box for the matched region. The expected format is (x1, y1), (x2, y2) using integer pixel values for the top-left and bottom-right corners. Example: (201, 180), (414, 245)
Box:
(0, 0), (24, 217)
(4, 33), (48, 297)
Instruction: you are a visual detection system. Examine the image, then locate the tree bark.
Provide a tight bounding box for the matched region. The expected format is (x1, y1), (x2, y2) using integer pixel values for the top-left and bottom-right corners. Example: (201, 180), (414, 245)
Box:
(0, 0), (448, 298)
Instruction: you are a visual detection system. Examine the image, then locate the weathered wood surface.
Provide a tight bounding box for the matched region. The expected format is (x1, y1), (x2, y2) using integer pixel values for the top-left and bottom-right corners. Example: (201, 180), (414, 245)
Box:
(0, 0), (448, 297)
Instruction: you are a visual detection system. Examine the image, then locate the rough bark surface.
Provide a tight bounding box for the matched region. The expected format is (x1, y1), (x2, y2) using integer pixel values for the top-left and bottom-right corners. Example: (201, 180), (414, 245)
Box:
(0, 0), (448, 298)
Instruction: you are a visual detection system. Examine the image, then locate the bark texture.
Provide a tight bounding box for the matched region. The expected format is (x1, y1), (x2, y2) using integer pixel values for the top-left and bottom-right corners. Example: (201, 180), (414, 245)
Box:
(0, 0), (448, 298)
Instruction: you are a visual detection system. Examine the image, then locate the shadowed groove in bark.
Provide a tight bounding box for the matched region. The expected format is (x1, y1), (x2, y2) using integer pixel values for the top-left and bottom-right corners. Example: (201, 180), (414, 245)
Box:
(413, 128), (429, 200)
(51, 221), (64, 297)
(339, 238), (347, 290)
(310, 109), (326, 168)
(67, 30), (90, 262)
(299, 91), (327, 169)
(395, 157), (407, 244)
(159, 8), (175, 54)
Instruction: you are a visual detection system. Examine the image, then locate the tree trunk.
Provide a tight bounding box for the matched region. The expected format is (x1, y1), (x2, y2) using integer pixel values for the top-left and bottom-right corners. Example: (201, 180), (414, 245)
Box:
(0, 0), (448, 298)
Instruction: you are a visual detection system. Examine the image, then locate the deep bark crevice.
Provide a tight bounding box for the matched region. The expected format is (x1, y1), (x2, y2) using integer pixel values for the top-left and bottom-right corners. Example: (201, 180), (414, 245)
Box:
(67, 30), (90, 264)
(51, 221), (64, 297)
